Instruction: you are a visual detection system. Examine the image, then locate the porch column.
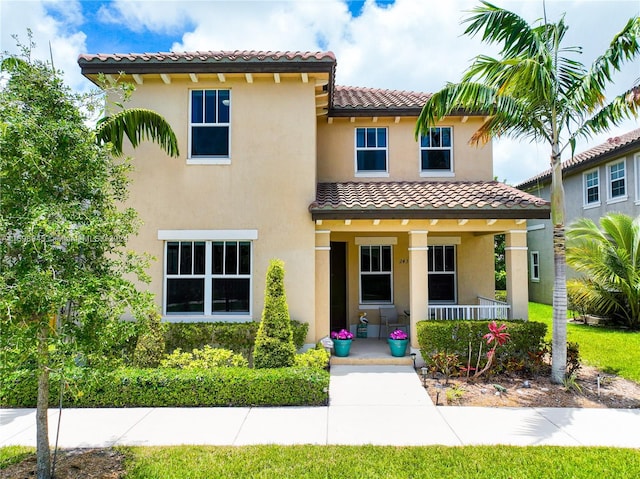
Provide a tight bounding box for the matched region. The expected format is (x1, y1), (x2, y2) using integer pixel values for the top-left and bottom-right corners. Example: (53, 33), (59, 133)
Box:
(408, 230), (429, 348)
(315, 230), (331, 341)
(505, 229), (529, 320)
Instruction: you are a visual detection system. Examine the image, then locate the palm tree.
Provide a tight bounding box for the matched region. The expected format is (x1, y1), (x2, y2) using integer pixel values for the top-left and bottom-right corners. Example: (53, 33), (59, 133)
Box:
(567, 213), (640, 330)
(415, 1), (640, 383)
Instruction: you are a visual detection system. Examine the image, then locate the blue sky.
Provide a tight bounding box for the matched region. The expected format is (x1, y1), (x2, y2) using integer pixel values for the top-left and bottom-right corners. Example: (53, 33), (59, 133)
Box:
(1, 0), (638, 184)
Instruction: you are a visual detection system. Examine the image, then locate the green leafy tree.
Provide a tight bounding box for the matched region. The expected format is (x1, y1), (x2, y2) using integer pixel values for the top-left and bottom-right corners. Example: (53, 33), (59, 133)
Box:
(0, 41), (178, 478)
(253, 259), (296, 368)
(415, 1), (640, 383)
(567, 213), (640, 330)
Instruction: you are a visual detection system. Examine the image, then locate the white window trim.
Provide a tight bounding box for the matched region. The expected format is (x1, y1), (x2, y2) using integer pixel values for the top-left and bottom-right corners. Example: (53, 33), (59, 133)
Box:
(354, 127), (389, 175)
(188, 88), (232, 163)
(158, 229), (258, 241)
(582, 168), (601, 209)
(358, 244), (394, 305)
(607, 159), (628, 203)
(427, 245), (457, 304)
(635, 154), (640, 205)
(419, 126), (454, 176)
(530, 251), (540, 282)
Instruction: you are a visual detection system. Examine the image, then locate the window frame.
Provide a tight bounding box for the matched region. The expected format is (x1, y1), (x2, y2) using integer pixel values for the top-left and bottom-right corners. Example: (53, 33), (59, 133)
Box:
(530, 251), (540, 282)
(419, 126), (454, 177)
(635, 154), (640, 205)
(188, 89), (231, 165)
(582, 168), (600, 208)
(427, 245), (457, 304)
(358, 244), (393, 304)
(354, 127), (389, 177)
(162, 237), (253, 320)
(607, 159), (627, 203)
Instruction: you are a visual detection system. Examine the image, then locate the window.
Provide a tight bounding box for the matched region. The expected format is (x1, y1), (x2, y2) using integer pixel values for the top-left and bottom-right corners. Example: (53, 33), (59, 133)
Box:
(355, 127), (387, 174)
(359, 245), (392, 303)
(428, 245), (456, 302)
(530, 251), (540, 282)
(583, 169), (600, 206)
(635, 154), (640, 203)
(420, 127), (453, 174)
(608, 160), (626, 201)
(190, 89), (230, 159)
(165, 240), (251, 316)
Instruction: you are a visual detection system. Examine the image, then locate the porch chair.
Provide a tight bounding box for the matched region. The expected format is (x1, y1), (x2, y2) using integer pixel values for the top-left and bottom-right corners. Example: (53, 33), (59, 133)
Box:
(378, 306), (409, 339)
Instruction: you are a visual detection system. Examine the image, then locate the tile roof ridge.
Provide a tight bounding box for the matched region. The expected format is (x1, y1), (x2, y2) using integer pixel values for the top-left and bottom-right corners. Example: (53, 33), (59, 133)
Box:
(79, 50), (335, 62)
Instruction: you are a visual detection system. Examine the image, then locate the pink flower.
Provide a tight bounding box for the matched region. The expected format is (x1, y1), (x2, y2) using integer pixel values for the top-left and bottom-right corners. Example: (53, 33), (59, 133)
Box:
(331, 329), (353, 340)
(389, 329), (408, 340)
(483, 321), (510, 346)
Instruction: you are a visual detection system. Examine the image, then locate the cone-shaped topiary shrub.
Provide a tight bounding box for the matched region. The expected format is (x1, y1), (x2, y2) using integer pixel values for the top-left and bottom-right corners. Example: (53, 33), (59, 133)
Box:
(253, 259), (297, 368)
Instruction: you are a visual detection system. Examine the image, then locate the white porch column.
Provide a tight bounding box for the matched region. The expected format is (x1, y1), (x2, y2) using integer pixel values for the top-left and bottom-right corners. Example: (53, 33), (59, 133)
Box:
(314, 230), (331, 341)
(505, 229), (529, 320)
(408, 230), (429, 348)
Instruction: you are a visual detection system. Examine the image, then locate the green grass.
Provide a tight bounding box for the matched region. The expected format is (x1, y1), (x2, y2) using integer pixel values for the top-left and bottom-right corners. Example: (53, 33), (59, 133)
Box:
(529, 302), (640, 382)
(0, 445), (34, 468)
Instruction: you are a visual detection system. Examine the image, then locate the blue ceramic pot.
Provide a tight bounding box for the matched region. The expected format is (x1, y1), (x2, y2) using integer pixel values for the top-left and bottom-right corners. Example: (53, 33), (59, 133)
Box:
(333, 339), (352, 357)
(387, 338), (408, 357)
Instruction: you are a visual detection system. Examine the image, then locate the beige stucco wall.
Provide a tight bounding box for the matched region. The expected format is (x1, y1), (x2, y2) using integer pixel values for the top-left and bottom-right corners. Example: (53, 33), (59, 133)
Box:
(316, 116), (493, 182)
(116, 76), (318, 340)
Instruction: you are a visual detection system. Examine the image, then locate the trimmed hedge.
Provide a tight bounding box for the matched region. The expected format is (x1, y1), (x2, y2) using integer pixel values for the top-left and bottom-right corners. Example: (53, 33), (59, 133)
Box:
(0, 366), (329, 408)
(416, 319), (547, 370)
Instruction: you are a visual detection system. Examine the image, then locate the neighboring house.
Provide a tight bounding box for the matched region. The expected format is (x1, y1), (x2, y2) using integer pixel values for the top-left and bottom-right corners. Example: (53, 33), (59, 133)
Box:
(517, 128), (640, 305)
(78, 50), (550, 350)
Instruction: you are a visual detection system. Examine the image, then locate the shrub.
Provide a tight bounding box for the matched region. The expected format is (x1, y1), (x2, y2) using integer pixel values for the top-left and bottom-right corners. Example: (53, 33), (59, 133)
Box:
(294, 347), (330, 369)
(253, 259), (296, 368)
(133, 311), (166, 368)
(0, 366), (329, 408)
(160, 346), (248, 369)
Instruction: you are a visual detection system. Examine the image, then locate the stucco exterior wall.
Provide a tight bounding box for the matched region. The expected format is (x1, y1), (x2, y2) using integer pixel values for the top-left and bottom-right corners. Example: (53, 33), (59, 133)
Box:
(116, 77), (318, 339)
(316, 116), (493, 182)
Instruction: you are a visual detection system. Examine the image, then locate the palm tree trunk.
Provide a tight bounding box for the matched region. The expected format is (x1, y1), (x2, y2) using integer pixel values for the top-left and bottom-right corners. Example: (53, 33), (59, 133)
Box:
(36, 319), (51, 479)
(550, 152), (567, 384)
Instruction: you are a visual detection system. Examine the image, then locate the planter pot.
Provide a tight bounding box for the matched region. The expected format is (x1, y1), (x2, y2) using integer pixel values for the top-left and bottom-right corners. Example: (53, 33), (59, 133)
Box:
(333, 339), (352, 357)
(387, 338), (408, 357)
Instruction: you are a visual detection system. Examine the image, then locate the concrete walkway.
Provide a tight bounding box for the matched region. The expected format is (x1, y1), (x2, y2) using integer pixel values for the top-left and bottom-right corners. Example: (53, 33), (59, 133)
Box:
(2, 365), (640, 448)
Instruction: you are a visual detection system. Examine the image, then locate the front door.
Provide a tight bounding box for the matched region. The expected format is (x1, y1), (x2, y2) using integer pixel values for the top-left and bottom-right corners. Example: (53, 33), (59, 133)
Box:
(330, 241), (347, 331)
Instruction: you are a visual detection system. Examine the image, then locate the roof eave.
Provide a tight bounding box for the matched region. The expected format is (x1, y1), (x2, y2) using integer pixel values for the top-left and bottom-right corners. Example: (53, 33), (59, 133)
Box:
(309, 208), (551, 221)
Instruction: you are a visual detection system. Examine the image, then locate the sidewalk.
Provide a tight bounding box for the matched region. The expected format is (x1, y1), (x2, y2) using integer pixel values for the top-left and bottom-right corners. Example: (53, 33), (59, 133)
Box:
(2, 365), (640, 448)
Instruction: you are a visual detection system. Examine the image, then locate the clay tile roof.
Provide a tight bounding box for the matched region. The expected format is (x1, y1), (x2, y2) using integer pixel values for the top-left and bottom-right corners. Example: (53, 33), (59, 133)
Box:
(310, 181), (550, 220)
(516, 128), (640, 190)
(332, 86), (431, 110)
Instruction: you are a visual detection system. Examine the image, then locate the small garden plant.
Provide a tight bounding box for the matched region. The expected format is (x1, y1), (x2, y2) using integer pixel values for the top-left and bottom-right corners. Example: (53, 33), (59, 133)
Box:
(331, 329), (354, 340)
(389, 329), (408, 340)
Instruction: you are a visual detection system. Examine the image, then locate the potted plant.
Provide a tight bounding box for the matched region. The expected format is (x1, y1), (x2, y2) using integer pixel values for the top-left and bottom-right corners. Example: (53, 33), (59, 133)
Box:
(388, 329), (409, 357)
(331, 329), (354, 357)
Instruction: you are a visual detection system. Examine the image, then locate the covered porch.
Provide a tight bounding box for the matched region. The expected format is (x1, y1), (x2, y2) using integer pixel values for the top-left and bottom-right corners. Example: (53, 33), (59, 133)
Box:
(310, 181), (550, 350)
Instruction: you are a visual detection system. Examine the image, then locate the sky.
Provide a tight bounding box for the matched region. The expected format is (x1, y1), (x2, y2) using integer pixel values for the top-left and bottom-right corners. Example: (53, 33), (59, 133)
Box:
(1, 0), (639, 185)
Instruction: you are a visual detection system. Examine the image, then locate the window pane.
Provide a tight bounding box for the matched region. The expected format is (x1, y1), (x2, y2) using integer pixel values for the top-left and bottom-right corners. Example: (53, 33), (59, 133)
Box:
(366, 128), (377, 147)
(361, 246), (371, 272)
(421, 150), (451, 170)
(357, 150), (386, 171)
(194, 242), (206, 275)
(167, 242), (179, 275)
(441, 128), (451, 147)
(225, 242), (238, 274)
(191, 90), (203, 123)
(612, 179), (625, 197)
(377, 128), (386, 147)
(212, 242), (224, 274)
(444, 246), (455, 272)
(191, 126), (229, 156)
(434, 246), (444, 271)
(239, 242), (251, 275)
(428, 275), (455, 302)
(166, 278), (204, 313)
(430, 128), (441, 147)
(218, 90), (230, 123)
(381, 246), (391, 271)
(361, 274), (391, 302)
(180, 242), (192, 275)
(370, 246), (381, 271)
(204, 90), (217, 123)
(428, 247), (434, 272)
(356, 128), (365, 148)
(421, 134), (430, 148)
(212, 278), (250, 312)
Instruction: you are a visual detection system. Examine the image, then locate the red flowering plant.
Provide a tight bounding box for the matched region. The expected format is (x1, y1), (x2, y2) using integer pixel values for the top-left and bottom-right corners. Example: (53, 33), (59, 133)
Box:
(472, 321), (510, 379)
(331, 329), (354, 340)
(389, 329), (408, 340)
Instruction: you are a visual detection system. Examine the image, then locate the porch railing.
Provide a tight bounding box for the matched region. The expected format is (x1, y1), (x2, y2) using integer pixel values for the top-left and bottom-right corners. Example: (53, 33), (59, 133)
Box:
(428, 296), (510, 320)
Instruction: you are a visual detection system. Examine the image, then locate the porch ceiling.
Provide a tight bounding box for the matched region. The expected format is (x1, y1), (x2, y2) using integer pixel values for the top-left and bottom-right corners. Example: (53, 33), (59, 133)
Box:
(309, 181), (550, 220)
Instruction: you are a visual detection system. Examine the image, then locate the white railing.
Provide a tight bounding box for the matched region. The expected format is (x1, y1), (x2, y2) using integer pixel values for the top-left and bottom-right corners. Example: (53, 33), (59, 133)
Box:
(428, 296), (510, 320)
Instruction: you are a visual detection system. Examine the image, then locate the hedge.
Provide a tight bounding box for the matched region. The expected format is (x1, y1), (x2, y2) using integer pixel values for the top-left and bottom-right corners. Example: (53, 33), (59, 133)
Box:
(416, 319), (547, 369)
(0, 366), (329, 408)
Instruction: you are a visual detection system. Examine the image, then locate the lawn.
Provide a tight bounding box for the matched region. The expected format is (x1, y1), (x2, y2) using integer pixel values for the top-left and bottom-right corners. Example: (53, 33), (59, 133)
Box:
(529, 302), (640, 382)
(2, 445), (640, 478)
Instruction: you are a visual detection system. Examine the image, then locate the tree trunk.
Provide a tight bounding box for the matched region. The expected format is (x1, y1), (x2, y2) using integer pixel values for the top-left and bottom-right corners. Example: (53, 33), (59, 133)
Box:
(550, 151), (567, 384)
(36, 320), (51, 479)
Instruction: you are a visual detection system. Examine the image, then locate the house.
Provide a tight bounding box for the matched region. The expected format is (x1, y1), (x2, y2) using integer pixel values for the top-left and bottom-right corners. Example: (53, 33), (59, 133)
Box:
(78, 50), (550, 351)
(517, 128), (640, 305)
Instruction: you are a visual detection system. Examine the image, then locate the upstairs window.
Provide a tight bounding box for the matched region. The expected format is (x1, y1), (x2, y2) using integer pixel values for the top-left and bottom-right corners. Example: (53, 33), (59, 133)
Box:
(190, 89), (230, 159)
(420, 127), (453, 174)
(583, 169), (600, 206)
(355, 127), (388, 174)
(608, 160), (626, 201)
